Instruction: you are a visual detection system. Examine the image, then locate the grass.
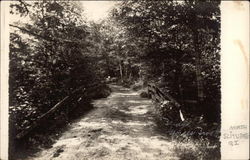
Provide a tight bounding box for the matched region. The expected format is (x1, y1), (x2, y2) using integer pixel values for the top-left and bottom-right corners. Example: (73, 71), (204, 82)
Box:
(173, 138), (220, 160)
(152, 102), (221, 160)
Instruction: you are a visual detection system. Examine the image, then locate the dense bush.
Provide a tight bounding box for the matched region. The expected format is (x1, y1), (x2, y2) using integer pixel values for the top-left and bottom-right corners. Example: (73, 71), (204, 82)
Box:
(9, 1), (109, 139)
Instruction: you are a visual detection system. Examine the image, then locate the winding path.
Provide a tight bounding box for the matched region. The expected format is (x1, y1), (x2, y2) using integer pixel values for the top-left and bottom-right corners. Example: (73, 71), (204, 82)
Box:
(27, 85), (192, 160)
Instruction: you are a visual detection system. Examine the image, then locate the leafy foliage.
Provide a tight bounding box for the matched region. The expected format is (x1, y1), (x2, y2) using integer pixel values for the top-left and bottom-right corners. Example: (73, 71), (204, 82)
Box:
(9, 1), (221, 157)
(111, 1), (221, 122)
(9, 1), (107, 137)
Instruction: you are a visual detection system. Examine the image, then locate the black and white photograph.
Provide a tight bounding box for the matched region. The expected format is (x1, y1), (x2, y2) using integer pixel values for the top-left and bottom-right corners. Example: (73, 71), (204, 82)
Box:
(0, 0), (249, 160)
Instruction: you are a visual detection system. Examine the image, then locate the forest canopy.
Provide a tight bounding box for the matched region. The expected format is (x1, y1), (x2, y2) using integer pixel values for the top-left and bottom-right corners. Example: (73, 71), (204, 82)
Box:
(9, 0), (221, 145)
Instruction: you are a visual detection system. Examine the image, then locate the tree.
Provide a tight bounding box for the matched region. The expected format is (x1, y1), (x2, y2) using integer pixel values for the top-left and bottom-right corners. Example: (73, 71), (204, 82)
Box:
(9, 0), (107, 137)
(111, 0), (220, 121)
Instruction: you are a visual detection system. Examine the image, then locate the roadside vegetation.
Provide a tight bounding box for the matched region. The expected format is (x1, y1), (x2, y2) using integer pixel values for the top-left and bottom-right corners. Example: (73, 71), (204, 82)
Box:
(9, 1), (221, 159)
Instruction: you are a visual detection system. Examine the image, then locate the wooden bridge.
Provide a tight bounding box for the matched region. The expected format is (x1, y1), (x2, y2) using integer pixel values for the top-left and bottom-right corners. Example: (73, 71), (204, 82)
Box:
(147, 83), (185, 122)
(15, 83), (105, 140)
(16, 82), (194, 140)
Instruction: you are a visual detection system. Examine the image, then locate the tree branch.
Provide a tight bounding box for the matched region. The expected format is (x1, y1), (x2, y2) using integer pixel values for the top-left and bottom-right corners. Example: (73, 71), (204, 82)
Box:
(9, 24), (86, 45)
(18, 0), (30, 14)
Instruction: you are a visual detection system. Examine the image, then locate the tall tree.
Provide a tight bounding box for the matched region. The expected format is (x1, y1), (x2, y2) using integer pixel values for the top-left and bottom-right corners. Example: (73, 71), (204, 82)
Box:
(111, 0), (220, 120)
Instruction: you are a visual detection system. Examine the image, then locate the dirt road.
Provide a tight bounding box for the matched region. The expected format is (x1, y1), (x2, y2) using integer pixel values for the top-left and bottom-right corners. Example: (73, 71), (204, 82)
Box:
(26, 85), (195, 160)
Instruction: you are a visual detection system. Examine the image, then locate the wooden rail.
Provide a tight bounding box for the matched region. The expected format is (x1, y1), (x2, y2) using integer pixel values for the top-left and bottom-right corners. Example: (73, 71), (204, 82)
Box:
(148, 84), (181, 108)
(147, 83), (185, 122)
(15, 82), (105, 139)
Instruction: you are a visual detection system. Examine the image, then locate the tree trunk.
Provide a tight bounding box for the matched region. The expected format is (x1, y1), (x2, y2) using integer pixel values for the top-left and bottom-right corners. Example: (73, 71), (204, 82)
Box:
(125, 64), (128, 80)
(195, 52), (204, 102)
(129, 72), (132, 81)
(175, 60), (184, 104)
(192, 25), (204, 106)
(119, 61), (123, 82)
(162, 61), (165, 77)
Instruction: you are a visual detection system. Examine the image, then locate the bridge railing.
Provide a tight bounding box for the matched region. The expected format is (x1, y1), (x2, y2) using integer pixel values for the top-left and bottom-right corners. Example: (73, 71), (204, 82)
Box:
(15, 82), (105, 139)
(147, 83), (185, 122)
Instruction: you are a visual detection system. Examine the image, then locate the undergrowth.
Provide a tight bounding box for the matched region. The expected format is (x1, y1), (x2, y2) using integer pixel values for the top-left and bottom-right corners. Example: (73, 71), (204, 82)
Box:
(9, 85), (111, 160)
(153, 103), (220, 160)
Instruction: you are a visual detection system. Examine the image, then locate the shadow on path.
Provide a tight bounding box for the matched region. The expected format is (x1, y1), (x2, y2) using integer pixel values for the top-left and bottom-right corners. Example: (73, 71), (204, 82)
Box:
(25, 84), (198, 160)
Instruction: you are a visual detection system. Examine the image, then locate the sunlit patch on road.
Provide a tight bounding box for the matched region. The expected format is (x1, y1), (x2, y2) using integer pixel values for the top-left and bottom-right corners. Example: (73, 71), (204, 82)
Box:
(26, 85), (200, 160)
